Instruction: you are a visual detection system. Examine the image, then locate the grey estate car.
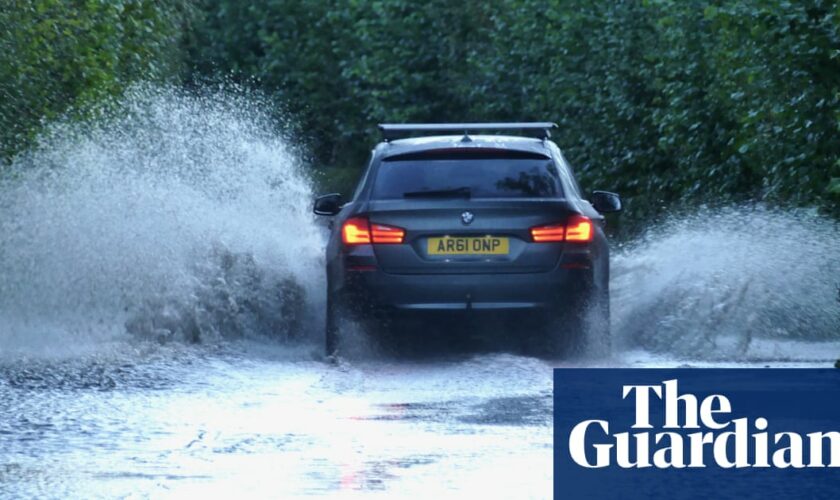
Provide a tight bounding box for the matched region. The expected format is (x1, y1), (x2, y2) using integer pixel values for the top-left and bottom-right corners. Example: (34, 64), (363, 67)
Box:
(313, 123), (622, 356)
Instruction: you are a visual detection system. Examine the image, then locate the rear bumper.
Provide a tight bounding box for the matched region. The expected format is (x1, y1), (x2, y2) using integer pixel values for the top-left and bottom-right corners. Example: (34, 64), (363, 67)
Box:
(337, 264), (592, 313)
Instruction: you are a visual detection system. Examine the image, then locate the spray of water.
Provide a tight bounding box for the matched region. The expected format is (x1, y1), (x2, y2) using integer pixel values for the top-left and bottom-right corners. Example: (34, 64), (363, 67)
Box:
(612, 206), (840, 360)
(1, 87), (838, 362)
(0, 85), (323, 356)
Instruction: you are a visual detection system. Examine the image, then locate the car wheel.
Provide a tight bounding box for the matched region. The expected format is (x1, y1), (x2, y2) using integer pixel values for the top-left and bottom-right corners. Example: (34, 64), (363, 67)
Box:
(325, 292), (341, 357)
(525, 286), (609, 358)
(325, 291), (388, 358)
(520, 308), (580, 358)
(555, 304), (587, 356)
(586, 288), (611, 355)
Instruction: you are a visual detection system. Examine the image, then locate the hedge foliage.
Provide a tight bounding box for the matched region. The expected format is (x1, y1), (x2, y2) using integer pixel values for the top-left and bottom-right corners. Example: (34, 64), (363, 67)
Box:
(0, 0), (193, 161)
(3, 1), (838, 222)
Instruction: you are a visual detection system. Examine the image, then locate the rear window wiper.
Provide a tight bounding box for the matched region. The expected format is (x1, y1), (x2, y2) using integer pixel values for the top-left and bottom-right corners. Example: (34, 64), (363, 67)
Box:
(403, 186), (471, 198)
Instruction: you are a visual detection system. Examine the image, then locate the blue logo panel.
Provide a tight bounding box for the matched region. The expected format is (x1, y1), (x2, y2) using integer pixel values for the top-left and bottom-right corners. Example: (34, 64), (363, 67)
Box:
(554, 369), (840, 499)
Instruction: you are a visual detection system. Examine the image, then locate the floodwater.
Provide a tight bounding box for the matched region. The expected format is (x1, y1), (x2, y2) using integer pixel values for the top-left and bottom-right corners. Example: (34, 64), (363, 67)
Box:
(2, 340), (837, 499)
(1, 87), (838, 498)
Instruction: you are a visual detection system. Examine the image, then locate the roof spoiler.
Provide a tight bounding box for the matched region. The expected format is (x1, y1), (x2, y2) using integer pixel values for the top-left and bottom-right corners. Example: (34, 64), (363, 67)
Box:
(378, 122), (557, 141)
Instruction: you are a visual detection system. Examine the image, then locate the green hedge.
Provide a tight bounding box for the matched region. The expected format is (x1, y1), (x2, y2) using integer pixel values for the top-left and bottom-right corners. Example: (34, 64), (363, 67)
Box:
(3, 1), (838, 225)
(189, 0), (840, 223)
(0, 0), (194, 162)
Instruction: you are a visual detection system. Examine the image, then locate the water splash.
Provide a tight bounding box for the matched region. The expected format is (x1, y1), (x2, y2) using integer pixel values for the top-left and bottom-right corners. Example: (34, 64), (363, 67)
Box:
(0, 85), (323, 356)
(611, 206), (840, 360)
(2, 91), (839, 363)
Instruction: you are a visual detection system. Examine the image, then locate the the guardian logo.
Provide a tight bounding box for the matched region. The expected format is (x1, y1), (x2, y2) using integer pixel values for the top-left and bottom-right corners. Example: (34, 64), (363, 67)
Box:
(568, 379), (840, 469)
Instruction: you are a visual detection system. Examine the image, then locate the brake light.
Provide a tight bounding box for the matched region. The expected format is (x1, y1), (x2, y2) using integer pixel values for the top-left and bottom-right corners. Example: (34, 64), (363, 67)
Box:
(371, 223), (405, 244)
(342, 217), (371, 245)
(530, 224), (565, 242)
(565, 215), (593, 242)
(342, 217), (405, 245)
(531, 215), (593, 243)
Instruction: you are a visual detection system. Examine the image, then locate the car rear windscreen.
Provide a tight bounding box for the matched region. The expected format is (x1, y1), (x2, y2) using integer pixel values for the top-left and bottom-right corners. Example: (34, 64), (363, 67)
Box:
(372, 151), (562, 199)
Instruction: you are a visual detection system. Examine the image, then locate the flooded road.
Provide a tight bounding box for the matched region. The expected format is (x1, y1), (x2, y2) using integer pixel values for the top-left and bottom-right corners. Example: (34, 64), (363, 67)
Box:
(1, 87), (838, 498)
(2, 340), (837, 499)
(2, 343), (553, 498)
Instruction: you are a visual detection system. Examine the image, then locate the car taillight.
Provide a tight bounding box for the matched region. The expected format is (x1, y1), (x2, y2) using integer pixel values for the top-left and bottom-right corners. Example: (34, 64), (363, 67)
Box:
(342, 217), (371, 245)
(342, 217), (404, 245)
(531, 215), (593, 243)
(530, 224), (565, 242)
(565, 215), (593, 242)
(371, 223), (405, 244)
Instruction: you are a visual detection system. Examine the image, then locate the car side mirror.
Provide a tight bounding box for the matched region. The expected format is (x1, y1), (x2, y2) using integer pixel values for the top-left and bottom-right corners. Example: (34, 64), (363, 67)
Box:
(313, 193), (343, 216)
(591, 191), (622, 213)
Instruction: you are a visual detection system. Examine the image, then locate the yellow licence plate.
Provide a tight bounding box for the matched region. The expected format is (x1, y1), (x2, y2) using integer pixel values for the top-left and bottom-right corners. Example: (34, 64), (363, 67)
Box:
(427, 236), (509, 255)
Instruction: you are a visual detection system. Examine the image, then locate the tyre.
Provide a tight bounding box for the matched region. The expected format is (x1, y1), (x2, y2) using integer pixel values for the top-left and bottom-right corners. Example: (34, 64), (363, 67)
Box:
(554, 303), (587, 356)
(520, 308), (578, 358)
(325, 291), (389, 357)
(586, 288), (611, 355)
(325, 292), (341, 357)
(524, 286), (610, 358)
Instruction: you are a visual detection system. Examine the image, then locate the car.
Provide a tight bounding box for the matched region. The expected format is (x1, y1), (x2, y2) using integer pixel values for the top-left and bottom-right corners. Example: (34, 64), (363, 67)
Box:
(313, 122), (622, 357)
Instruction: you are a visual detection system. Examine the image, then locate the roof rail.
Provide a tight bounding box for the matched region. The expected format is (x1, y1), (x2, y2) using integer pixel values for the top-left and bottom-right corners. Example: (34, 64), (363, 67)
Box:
(378, 122), (557, 141)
